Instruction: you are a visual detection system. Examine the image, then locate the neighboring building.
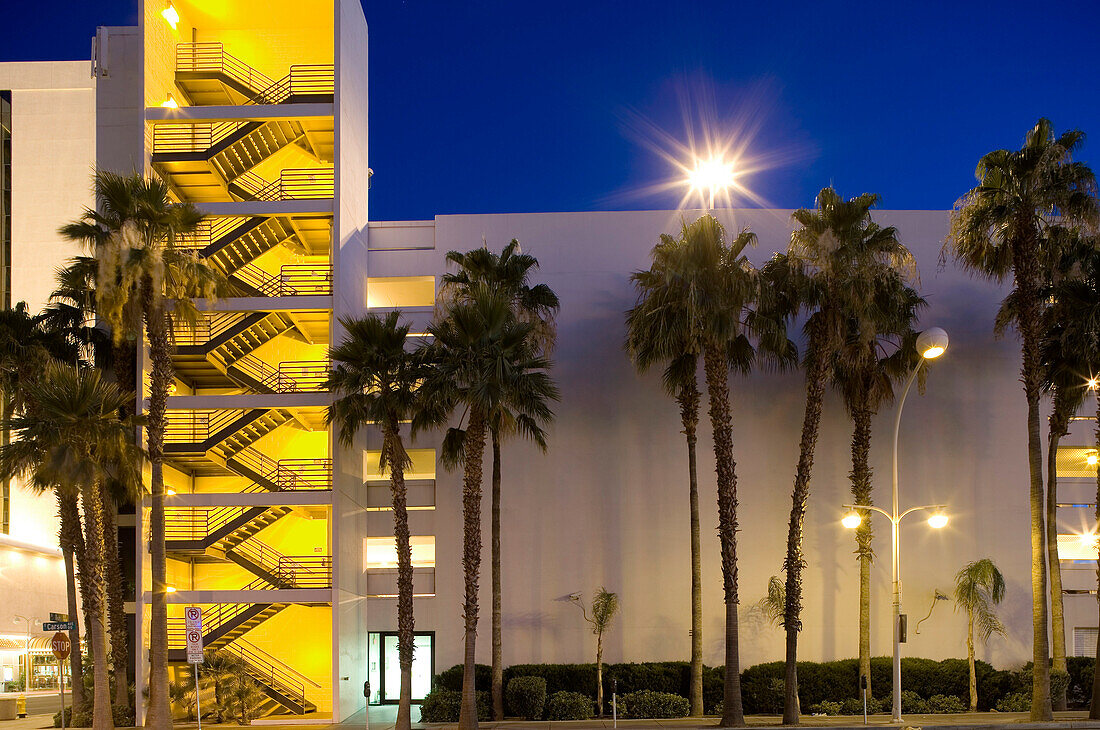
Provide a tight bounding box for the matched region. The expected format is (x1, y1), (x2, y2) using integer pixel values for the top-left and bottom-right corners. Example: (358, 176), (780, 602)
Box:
(0, 60), (95, 692)
(4, 0), (1100, 725)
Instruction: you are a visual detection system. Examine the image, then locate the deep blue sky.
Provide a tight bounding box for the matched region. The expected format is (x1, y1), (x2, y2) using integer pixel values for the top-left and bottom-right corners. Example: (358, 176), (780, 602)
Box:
(4, 1), (1100, 220)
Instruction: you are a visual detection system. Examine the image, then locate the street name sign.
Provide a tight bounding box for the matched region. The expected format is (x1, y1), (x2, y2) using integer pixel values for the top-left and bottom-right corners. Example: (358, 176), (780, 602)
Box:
(49, 612), (69, 622)
(43, 621), (75, 632)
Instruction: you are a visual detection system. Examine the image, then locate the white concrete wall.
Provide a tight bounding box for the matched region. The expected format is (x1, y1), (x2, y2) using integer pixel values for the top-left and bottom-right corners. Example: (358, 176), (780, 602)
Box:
(0, 61), (95, 630)
(358, 207), (1053, 677)
(333, 0), (370, 720)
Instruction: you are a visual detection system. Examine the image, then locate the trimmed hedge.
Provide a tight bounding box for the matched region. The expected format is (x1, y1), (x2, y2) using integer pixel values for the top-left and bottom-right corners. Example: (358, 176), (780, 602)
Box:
(434, 657), (1095, 716)
(419, 689), (491, 723)
(547, 691), (594, 720)
(506, 676), (547, 720)
(620, 690), (690, 718)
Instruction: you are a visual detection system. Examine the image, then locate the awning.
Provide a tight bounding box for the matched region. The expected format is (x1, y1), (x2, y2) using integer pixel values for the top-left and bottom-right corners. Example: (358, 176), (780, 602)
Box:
(0, 636), (68, 653)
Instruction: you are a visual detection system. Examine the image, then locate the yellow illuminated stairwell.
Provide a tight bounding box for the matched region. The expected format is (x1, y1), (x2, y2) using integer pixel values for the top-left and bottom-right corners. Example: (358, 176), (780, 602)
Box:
(144, 0), (337, 716)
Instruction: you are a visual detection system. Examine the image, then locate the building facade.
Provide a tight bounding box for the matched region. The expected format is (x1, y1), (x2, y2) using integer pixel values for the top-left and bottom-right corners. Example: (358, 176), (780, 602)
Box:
(3, 1), (1100, 725)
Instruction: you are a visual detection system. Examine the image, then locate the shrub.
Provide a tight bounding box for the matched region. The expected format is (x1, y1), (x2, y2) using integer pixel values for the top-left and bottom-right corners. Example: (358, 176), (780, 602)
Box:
(54, 704), (133, 727)
(620, 690), (690, 719)
(419, 689), (491, 723)
(506, 676), (547, 720)
(1051, 668), (1071, 704)
(927, 694), (966, 713)
(995, 692), (1030, 713)
(809, 700), (843, 715)
(901, 690), (928, 714)
(435, 664), (492, 692)
(1070, 657), (1094, 708)
(546, 691), (594, 720)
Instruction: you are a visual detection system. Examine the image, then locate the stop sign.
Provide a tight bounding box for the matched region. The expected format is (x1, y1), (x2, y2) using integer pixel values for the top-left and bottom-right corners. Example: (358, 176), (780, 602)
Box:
(51, 632), (71, 661)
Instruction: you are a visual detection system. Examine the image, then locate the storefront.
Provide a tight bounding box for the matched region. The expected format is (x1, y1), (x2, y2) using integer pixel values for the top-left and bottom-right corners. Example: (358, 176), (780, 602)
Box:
(0, 636), (74, 692)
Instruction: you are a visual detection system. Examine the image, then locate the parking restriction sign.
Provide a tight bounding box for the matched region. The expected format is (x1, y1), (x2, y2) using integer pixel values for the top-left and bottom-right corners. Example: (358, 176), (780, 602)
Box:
(184, 607), (203, 664)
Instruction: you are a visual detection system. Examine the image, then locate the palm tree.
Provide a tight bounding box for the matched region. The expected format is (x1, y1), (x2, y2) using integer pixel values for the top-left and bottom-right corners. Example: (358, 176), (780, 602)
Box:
(632, 216), (792, 728)
(570, 588), (620, 716)
(44, 257), (136, 711)
(60, 170), (226, 728)
(944, 119), (1098, 721)
(0, 364), (142, 730)
(954, 559), (1006, 712)
(326, 312), (431, 730)
(831, 276), (925, 697)
(626, 289), (704, 716)
(763, 188), (915, 724)
(439, 241), (559, 720)
(0, 303), (86, 711)
(415, 285), (556, 730)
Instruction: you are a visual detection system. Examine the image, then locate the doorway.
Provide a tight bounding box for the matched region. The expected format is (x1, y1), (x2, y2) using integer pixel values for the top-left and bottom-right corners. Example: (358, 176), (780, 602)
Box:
(367, 632), (434, 704)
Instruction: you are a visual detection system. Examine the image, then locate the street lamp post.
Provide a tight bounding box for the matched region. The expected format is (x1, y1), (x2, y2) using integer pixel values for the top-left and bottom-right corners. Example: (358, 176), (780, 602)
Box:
(13, 615), (39, 691)
(841, 326), (950, 723)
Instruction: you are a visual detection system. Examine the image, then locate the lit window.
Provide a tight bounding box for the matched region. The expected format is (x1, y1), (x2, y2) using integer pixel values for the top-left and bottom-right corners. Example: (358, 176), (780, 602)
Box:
(366, 276), (435, 308)
(364, 449), (435, 481)
(1058, 534), (1099, 561)
(365, 536), (435, 569)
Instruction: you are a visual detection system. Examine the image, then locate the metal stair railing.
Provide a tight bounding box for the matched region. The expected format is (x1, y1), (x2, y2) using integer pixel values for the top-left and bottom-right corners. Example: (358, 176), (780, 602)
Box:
(230, 447), (332, 490)
(164, 410), (242, 445)
(176, 43), (277, 97)
(230, 539), (333, 589)
(171, 312), (254, 346)
(229, 354), (330, 393)
(176, 44), (334, 107)
(232, 263), (333, 297)
(165, 489), (277, 542)
(231, 169), (334, 202)
(223, 639), (319, 713)
(166, 576), (276, 646)
(151, 121), (254, 154)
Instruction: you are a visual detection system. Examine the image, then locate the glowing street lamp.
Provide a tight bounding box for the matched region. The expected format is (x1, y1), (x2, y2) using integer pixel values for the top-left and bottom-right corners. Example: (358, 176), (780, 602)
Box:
(161, 1), (180, 29)
(841, 326), (950, 723)
(686, 156), (736, 210)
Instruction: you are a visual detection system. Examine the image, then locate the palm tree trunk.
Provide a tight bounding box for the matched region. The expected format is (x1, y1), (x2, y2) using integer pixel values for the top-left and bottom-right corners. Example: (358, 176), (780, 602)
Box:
(143, 289), (173, 729)
(82, 482), (115, 730)
(101, 493), (130, 710)
(387, 426), (415, 730)
(967, 610), (977, 712)
(58, 492), (87, 713)
(1048, 397), (1071, 711)
(491, 429), (504, 721)
(1013, 237), (1052, 722)
(678, 377), (704, 717)
(850, 383), (874, 700)
(783, 334), (829, 726)
(458, 411), (487, 730)
(596, 635), (604, 716)
(702, 345), (744, 728)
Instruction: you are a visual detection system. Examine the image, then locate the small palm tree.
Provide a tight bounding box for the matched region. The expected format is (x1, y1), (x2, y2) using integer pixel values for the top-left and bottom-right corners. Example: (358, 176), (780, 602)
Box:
(571, 588), (620, 716)
(763, 187), (915, 724)
(415, 285), (555, 730)
(326, 312), (431, 730)
(168, 680), (197, 721)
(944, 119), (1098, 721)
(0, 364), (142, 730)
(439, 241), (560, 720)
(200, 649), (245, 722)
(632, 215), (792, 728)
(954, 559), (1006, 712)
(60, 170), (226, 728)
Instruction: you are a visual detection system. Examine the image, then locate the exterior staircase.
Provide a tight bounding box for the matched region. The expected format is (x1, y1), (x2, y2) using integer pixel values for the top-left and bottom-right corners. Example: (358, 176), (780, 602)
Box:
(173, 43), (334, 107)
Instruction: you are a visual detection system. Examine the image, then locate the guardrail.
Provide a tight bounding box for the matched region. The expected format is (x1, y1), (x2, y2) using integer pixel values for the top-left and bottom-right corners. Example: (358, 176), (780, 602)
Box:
(230, 355), (330, 393)
(232, 169), (333, 202)
(233, 263), (333, 297)
(152, 121), (252, 154)
(176, 43), (334, 106)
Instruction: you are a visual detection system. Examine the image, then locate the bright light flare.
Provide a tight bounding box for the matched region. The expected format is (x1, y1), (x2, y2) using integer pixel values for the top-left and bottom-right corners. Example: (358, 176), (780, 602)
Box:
(165, 586), (177, 593)
(922, 346), (944, 359)
(161, 94), (179, 109)
(161, 1), (179, 29)
(1088, 452), (1099, 467)
(927, 513), (949, 529)
(841, 512), (862, 529)
(1079, 533), (1098, 548)
(1088, 377), (1099, 390)
(687, 157), (737, 194)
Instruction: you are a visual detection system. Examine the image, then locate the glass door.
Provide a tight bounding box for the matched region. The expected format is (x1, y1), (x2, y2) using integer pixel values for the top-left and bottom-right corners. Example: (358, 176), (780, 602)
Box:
(375, 632), (434, 703)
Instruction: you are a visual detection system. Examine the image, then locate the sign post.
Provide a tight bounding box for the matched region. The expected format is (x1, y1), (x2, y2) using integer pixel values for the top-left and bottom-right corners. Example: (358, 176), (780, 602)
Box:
(51, 632), (71, 730)
(185, 607), (203, 730)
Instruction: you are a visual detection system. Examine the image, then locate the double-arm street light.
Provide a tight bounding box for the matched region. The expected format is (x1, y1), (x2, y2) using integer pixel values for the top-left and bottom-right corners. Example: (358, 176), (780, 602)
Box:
(840, 326), (950, 723)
